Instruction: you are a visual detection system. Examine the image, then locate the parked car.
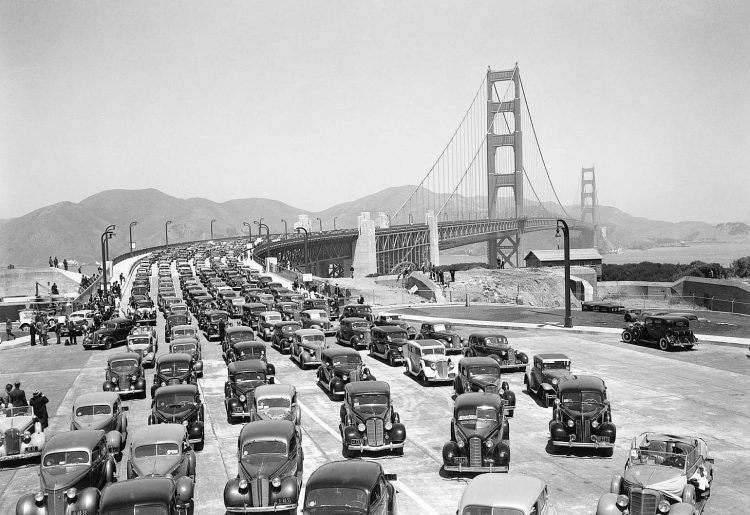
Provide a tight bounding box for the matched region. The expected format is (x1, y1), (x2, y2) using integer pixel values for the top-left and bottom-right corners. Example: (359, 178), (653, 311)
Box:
(622, 315), (698, 351)
(597, 432), (714, 515)
(224, 360), (272, 423)
(549, 376), (615, 456)
(15, 430), (116, 515)
(164, 314), (190, 343)
(70, 392), (128, 458)
(252, 384), (301, 425)
(317, 347), (376, 400)
(62, 309), (96, 336)
(83, 317), (135, 350)
(126, 424), (196, 481)
(403, 339), (457, 384)
(339, 381), (406, 457)
(133, 300), (157, 325)
(149, 384), (205, 451)
(418, 321), (465, 354)
(464, 333), (528, 372)
(169, 324), (200, 343)
(222, 325), (256, 356)
(98, 476), (195, 515)
(302, 460), (397, 515)
(524, 354), (574, 408)
(373, 313), (416, 339)
(290, 329), (329, 369)
(369, 325), (408, 366)
(271, 321), (303, 354)
(276, 301), (300, 322)
(442, 392), (510, 474)
(299, 309), (337, 336)
(340, 304), (374, 324)
(226, 297), (246, 319)
(226, 341), (275, 378)
(302, 298), (330, 316)
(201, 309), (230, 341)
(257, 311), (283, 341)
(151, 353), (197, 398)
(102, 352), (147, 398)
(223, 420), (304, 513)
(0, 405), (45, 464)
(336, 317), (371, 350)
(457, 473), (557, 515)
(169, 338), (204, 378)
(623, 308), (644, 322)
(582, 300), (625, 313)
(454, 357), (516, 416)
(127, 329), (158, 368)
(240, 302), (267, 328)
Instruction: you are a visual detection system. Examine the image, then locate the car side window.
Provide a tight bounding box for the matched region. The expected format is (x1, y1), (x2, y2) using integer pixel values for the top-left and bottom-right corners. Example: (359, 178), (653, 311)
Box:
(370, 482), (382, 505)
(92, 443), (102, 462)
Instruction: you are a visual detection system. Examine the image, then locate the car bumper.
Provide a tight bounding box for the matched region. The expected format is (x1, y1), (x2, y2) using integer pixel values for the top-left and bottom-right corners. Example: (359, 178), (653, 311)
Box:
(188, 437), (203, 444)
(225, 504), (297, 513)
(0, 450), (42, 462)
(496, 363), (527, 371)
(229, 411), (254, 418)
(346, 441), (405, 452)
(552, 438), (614, 448)
(424, 373), (456, 382)
(444, 463), (508, 473)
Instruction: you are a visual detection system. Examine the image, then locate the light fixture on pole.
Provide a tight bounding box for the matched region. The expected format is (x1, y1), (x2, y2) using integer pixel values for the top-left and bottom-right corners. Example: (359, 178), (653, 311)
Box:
(129, 221), (137, 252)
(316, 217), (322, 232)
(281, 219), (288, 239)
(555, 219), (573, 328)
(100, 225), (116, 297)
(165, 220), (172, 248)
(296, 227), (309, 272)
(210, 219), (217, 240)
(243, 221), (252, 237)
(333, 216), (338, 231)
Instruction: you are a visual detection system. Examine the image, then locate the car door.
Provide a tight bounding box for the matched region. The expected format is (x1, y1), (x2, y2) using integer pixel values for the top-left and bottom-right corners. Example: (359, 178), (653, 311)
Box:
(91, 439), (106, 487)
(369, 481), (387, 515)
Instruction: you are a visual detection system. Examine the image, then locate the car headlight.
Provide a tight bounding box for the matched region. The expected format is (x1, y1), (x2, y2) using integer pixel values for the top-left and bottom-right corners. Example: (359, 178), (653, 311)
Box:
(551, 378), (559, 385)
(448, 359), (454, 369)
(271, 477), (281, 488)
(131, 374), (138, 381)
(567, 419), (574, 428)
(161, 381), (166, 386)
(591, 420), (599, 429)
(238, 394), (246, 402)
(182, 420), (189, 427)
(485, 439), (493, 449)
(65, 488), (77, 500)
(457, 438), (464, 448)
(111, 376), (118, 383)
(657, 500), (671, 513)
(34, 491), (45, 504)
(385, 421), (393, 431)
(430, 363), (437, 370)
(357, 423), (366, 432)
(342, 375), (349, 381)
(616, 495), (629, 509)
(238, 479), (248, 490)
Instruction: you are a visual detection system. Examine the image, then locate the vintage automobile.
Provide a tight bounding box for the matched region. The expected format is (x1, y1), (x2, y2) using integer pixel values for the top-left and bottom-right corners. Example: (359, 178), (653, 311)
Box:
(340, 304), (374, 324)
(524, 353), (574, 408)
(403, 339), (457, 384)
(336, 317), (372, 350)
(257, 311), (284, 341)
(302, 460), (397, 515)
(252, 384), (301, 425)
(317, 347), (376, 400)
(290, 329), (329, 369)
(132, 299), (157, 325)
(442, 392), (510, 474)
(582, 300), (625, 313)
(224, 420), (304, 514)
(226, 341), (276, 377)
(83, 317), (135, 350)
(222, 325), (256, 355)
(61, 309), (96, 336)
(164, 314), (190, 343)
(0, 405), (45, 464)
(596, 432), (714, 515)
(299, 309), (337, 336)
(151, 353), (197, 398)
(226, 297), (246, 319)
(224, 360), (272, 423)
(339, 381), (406, 457)
(369, 325), (408, 366)
(169, 324), (200, 343)
(201, 309), (230, 341)
(127, 329), (158, 368)
(102, 352), (147, 398)
(70, 392), (128, 458)
(126, 424), (196, 480)
(191, 294), (214, 315)
(457, 473), (557, 515)
(621, 315), (698, 351)
(623, 308), (645, 322)
(302, 297), (329, 315)
(169, 338), (204, 378)
(271, 320), (303, 354)
(240, 302), (267, 328)
(549, 376), (615, 455)
(15, 430), (116, 515)
(418, 321), (465, 354)
(373, 313), (417, 339)
(275, 300), (300, 322)
(98, 476), (195, 515)
(149, 384), (205, 451)
(454, 357), (516, 416)
(650, 311), (699, 321)
(464, 333), (529, 372)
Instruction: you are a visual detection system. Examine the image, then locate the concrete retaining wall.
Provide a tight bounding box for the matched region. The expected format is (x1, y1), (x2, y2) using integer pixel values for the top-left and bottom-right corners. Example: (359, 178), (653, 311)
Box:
(0, 268), (81, 299)
(405, 271), (444, 303)
(673, 277), (750, 315)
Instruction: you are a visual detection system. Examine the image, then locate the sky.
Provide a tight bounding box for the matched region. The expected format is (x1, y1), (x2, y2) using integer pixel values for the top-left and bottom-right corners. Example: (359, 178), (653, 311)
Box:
(1, 0), (748, 223)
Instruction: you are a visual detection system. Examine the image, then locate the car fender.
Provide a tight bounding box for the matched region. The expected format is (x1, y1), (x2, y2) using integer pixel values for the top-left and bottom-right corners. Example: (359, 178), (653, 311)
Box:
(105, 430), (122, 453)
(15, 493), (44, 515)
(390, 423), (406, 443)
(224, 477), (251, 508)
(342, 425), (358, 443)
(609, 475), (622, 494)
(103, 380), (115, 392)
(442, 440), (461, 465)
(670, 503), (695, 515)
(176, 475), (194, 503)
(595, 493), (621, 515)
(187, 450), (197, 476)
(75, 487), (100, 513)
(189, 421), (204, 439)
(540, 383), (556, 394)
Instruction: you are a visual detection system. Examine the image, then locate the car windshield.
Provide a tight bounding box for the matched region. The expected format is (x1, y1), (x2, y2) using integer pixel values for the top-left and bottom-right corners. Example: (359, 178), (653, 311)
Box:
(136, 301), (151, 308)
(332, 355), (362, 368)
(280, 324), (299, 333)
(305, 488), (367, 511)
(237, 348), (265, 360)
(386, 331), (407, 340)
(229, 331), (255, 343)
(241, 440), (287, 464)
(433, 323), (453, 332)
(133, 442), (180, 458)
(168, 316), (188, 325)
(129, 338), (150, 348)
(483, 336), (508, 346)
(467, 365), (500, 379)
(421, 347), (445, 355)
(352, 393), (388, 415)
(351, 307), (372, 315)
(232, 298), (245, 305)
(43, 451), (89, 467)
(351, 322), (369, 330)
(156, 392), (196, 412)
(462, 507), (524, 515)
(172, 344), (196, 354)
(210, 314), (228, 323)
(307, 311), (323, 319)
(235, 372), (266, 387)
(1, 406), (33, 417)
(257, 398), (291, 410)
(543, 360), (570, 371)
(302, 335), (325, 344)
(308, 301), (327, 309)
(102, 505), (170, 515)
(383, 315), (400, 321)
(457, 406), (498, 431)
(671, 320), (689, 328)
(111, 359), (138, 373)
(158, 362), (190, 376)
(76, 404), (112, 417)
(173, 328), (196, 336)
(102, 322), (118, 331)
(264, 314), (282, 323)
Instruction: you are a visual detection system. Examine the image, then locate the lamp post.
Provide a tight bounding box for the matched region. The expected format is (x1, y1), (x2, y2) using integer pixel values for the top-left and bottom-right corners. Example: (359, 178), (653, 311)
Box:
(210, 219), (217, 240)
(555, 219), (573, 328)
(128, 221), (137, 253)
(165, 220), (172, 248)
(258, 223), (270, 243)
(243, 221), (252, 237)
(333, 217), (338, 231)
(281, 219), (288, 239)
(254, 218), (264, 238)
(316, 217), (322, 232)
(100, 225), (116, 297)
(409, 213), (413, 225)
(296, 227), (309, 272)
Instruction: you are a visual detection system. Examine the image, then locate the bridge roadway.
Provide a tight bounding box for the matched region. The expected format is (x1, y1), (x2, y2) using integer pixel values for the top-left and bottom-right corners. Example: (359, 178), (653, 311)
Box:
(1, 264), (747, 513)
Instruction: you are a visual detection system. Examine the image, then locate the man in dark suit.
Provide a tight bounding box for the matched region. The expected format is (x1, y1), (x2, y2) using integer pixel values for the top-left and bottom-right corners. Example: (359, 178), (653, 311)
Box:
(9, 381), (28, 407)
(29, 390), (49, 430)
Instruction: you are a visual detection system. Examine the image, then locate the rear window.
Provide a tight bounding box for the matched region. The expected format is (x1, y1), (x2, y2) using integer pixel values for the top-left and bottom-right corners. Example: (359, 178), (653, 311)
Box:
(76, 404), (111, 416)
(133, 443), (180, 458)
(43, 451), (89, 467)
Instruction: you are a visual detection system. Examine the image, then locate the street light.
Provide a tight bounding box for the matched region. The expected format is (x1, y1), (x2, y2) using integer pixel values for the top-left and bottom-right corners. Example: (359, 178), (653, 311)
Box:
(333, 216), (338, 231)
(296, 227), (309, 272)
(129, 221), (137, 252)
(281, 219), (288, 239)
(258, 223), (270, 243)
(255, 218), (264, 238)
(316, 217), (323, 232)
(165, 220), (172, 247)
(210, 219), (217, 240)
(100, 225), (116, 297)
(243, 221), (252, 237)
(555, 219), (573, 328)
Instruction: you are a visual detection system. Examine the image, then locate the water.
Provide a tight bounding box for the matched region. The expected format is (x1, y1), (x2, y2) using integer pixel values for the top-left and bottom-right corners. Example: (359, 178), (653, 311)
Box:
(602, 242), (750, 267)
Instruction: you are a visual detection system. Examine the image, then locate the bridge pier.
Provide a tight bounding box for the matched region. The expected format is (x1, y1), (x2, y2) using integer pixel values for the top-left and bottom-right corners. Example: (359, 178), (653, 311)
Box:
(351, 213), (377, 278)
(426, 210), (440, 267)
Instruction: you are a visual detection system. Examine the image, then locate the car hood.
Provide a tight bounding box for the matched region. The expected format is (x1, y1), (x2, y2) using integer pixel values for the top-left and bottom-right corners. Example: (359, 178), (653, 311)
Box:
(0, 416), (34, 431)
(456, 421), (498, 440)
(255, 407), (293, 421)
(544, 370), (573, 382)
(41, 464), (91, 492)
(624, 465), (687, 501)
(72, 416), (112, 430)
(421, 354), (448, 364)
(133, 455), (182, 477)
(469, 374), (502, 387)
(240, 455), (291, 480)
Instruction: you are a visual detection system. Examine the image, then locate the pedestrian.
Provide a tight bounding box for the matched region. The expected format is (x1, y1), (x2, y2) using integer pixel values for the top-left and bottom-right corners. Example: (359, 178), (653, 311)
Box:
(67, 317), (77, 345)
(9, 381), (28, 407)
(78, 266), (82, 274)
(218, 318), (226, 342)
(63, 259), (68, 271)
(119, 273), (124, 284)
(37, 320), (48, 346)
(29, 390), (49, 430)
(49, 256), (53, 267)
(51, 282), (59, 295)
(54, 256), (59, 268)
(357, 295), (365, 304)
(350, 265), (354, 278)
(0, 384), (11, 408)
(30, 320), (36, 346)
(54, 320), (61, 344)
(5, 319), (14, 340)
(450, 268), (456, 283)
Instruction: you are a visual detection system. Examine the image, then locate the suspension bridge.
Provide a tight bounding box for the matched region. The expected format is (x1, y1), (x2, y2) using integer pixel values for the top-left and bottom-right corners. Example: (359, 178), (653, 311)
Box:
(252, 65), (599, 278)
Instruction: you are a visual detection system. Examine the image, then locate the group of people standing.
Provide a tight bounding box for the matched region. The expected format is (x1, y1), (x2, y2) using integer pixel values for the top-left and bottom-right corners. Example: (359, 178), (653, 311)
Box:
(0, 381), (49, 430)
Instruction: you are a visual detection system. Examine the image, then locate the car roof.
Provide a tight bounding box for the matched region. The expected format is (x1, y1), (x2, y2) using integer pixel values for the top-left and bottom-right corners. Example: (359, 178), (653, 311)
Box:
(171, 325), (196, 331)
(372, 325), (406, 334)
(242, 302), (266, 308)
(228, 360), (267, 373)
(239, 420), (296, 443)
(233, 340), (264, 349)
(536, 353), (570, 361)
(635, 432), (704, 447)
(275, 321), (302, 327)
(154, 384), (198, 397)
(454, 392), (504, 411)
(295, 329), (325, 337)
(306, 460), (383, 492)
(108, 352), (141, 363)
(105, 317), (131, 324)
(130, 424), (187, 447)
(74, 392), (119, 408)
(226, 326), (254, 333)
(206, 309), (229, 315)
(409, 339), (444, 348)
(46, 429), (104, 452)
(345, 381), (390, 396)
(254, 384), (295, 400)
(458, 357), (499, 367)
(170, 338), (197, 346)
(100, 477), (175, 507)
(345, 304), (372, 309)
(557, 375), (606, 394)
(460, 474), (545, 510)
(302, 309), (327, 315)
(469, 332), (507, 338)
(341, 317), (369, 323)
(425, 320), (452, 325)
(260, 311), (282, 317)
(646, 314), (690, 322)
(321, 347), (361, 358)
(157, 352), (193, 364)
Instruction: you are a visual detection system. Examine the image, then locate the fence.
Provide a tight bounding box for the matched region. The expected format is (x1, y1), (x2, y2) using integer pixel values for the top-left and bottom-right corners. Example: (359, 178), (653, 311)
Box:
(598, 292), (750, 316)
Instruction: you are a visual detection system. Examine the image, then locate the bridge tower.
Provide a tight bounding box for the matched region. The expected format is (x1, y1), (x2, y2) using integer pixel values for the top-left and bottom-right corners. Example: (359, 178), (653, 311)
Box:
(580, 166), (599, 247)
(486, 65), (524, 267)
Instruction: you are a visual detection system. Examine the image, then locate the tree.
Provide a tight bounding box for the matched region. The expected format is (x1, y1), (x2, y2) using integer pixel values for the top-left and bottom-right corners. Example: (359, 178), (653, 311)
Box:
(731, 256), (750, 278)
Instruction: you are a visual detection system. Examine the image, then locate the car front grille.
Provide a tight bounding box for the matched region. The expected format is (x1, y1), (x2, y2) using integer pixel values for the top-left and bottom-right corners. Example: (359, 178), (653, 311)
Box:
(251, 477), (270, 507)
(484, 384), (498, 394)
(4, 429), (20, 455)
(436, 361), (448, 378)
(629, 487), (658, 515)
(366, 418), (384, 446)
(469, 436), (482, 467)
(575, 419), (590, 443)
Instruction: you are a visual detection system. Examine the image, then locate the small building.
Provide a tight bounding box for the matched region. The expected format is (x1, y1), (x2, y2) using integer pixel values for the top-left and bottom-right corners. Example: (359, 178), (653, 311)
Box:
(524, 249), (603, 280)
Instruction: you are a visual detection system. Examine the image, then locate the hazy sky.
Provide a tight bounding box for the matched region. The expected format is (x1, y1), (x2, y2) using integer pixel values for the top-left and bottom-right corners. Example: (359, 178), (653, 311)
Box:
(1, 1), (748, 223)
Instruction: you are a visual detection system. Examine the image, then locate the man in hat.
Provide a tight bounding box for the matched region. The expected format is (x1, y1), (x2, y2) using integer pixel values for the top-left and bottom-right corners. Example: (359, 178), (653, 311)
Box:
(9, 381), (27, 407)
(29, 390), (49, 430)
(0, 384), (11, 408)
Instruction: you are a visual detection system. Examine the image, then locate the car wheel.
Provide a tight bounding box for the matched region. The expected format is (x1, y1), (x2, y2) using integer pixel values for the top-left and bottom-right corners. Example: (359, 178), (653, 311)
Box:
(20, 323), (29, 332)
(104, 338), (112, 350)
(342, 440), (352, 459)
(658, 337), (670, 351)
(542, 392), (549, 408)
(418, 371), (427, 385)
(387, 352), (395, 367)
(193, 440), (204, 452)
(622, 331), (633, 343)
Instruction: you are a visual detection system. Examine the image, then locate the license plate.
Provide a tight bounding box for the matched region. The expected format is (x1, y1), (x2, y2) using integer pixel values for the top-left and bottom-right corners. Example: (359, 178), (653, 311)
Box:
(454, 457), (468, 464)
(349, 438), (362, 445)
